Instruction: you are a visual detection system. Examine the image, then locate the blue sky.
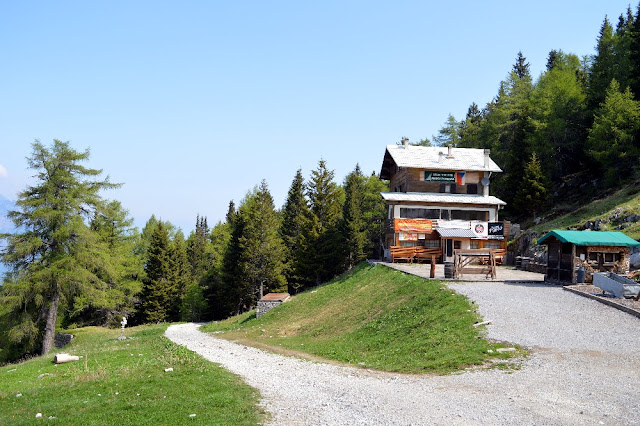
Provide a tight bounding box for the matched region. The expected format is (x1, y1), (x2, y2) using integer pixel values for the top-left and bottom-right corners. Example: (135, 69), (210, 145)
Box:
(0, 1), (635, 232)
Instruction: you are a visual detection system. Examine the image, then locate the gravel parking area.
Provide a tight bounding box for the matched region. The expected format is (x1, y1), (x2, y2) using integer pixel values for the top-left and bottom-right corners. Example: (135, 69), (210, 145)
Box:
(166, 281), (640, 425)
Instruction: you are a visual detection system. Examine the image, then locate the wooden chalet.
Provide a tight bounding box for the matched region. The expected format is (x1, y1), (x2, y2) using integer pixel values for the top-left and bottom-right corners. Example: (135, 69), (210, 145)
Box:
(538, 230), (640, 283)
(380, 140), (510, 263)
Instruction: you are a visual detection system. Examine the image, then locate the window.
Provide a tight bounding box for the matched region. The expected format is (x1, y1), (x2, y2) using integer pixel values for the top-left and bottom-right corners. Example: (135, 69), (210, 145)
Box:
(400, 208), (440, 219)
(485, 241), (501, 249)
(451, 210), (487, 221)
(604, 253), (619, 263)
(470, 240), (480, 249)
(440, 209), (451, 220)
(439, 184), (457, 194)
(453, 241), (462, 250)
(424, 240), (440, 248)
(467, 184), (478, 194)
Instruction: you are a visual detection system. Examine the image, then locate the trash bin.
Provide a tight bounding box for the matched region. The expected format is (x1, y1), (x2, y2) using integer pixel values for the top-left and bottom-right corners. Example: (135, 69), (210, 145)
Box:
(444, 262), (454, 279)
(577, 266), (585, 284)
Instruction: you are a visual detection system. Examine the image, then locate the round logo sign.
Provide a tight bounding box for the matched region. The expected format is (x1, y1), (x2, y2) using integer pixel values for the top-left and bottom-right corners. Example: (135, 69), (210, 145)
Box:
(475, 224), (485, 234)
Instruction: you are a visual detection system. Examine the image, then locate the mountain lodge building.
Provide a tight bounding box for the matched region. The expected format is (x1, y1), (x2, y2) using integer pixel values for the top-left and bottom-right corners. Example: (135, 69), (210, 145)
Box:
(379, 139), (510, 263)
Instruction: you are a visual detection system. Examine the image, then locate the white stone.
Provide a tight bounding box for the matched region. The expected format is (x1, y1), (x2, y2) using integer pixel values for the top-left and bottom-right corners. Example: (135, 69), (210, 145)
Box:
(35, 413), (42, 418)
(165, 367), (173, 372)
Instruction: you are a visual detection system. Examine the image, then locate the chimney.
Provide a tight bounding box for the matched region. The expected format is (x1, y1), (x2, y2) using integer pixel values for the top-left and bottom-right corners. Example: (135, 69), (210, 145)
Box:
(447, 145), (453, 158)
(484, 149), (491, 169)
(401, 137), (409, 147)
(438, 151), (444, 163)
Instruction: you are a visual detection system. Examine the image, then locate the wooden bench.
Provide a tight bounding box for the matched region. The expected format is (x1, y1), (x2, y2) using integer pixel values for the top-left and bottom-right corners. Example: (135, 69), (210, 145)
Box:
(492, 249), (506, 265)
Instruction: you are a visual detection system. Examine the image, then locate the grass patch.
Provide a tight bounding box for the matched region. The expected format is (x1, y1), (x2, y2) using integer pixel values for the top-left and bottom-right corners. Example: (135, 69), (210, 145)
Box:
(530, 183), (640, 239)
(0, 324), (262, 425)
(202, 263), (517, 374)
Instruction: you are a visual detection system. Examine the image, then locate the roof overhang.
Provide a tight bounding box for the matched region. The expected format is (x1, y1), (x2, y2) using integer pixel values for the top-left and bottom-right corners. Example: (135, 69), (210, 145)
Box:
(380, 192), (506, 206)
(538, 230), (640, 247)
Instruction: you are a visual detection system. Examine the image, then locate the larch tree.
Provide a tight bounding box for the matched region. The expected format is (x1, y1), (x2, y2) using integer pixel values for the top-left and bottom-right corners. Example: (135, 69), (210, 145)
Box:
(0, 140), (119, 355)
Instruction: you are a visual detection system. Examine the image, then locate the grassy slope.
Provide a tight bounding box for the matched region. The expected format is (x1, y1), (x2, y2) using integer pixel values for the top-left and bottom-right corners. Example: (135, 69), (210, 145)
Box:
(529, 183), (640, 239)
(202, 263), (514, 374)
(0, 325), (262, 425)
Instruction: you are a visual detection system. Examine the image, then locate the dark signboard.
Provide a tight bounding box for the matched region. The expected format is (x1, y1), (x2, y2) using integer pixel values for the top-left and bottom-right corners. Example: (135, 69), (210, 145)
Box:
(488, 222), (504, 239)
(424, 171), (455, 182)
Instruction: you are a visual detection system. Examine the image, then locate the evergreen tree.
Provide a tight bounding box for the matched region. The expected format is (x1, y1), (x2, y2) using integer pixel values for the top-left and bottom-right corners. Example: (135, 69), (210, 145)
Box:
(629, 2), (640, 97)
(513, 51), (531, 79)
(341, 165), (368, 269)
(588, 17), (616, 109)
(587, 79), (640, 185)
(514, 153), (549, 221)
(361, 174), (389, 259)
(186, 215), (212, 281)
(296, 160), (344, 286)
(238, 180), (286, 302)
(0, 140), (119, 356)
(279, 169), (309, 292)
(170, 230), (190, 320)
(140, 221), (175, 323)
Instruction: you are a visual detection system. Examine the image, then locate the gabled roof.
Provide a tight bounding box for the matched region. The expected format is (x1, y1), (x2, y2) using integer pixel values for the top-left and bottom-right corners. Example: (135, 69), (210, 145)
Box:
(537, 230), (640, 247)
(380, 145), (502, 179)
(380, 192), (506, 206)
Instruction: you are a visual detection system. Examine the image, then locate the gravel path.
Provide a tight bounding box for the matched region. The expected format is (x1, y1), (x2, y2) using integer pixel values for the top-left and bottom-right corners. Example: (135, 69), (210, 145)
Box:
(166, 281), (640, 425)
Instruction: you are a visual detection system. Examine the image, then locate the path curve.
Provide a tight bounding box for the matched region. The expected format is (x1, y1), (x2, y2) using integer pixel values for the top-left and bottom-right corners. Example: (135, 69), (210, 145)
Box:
(166, 282), (640, 425)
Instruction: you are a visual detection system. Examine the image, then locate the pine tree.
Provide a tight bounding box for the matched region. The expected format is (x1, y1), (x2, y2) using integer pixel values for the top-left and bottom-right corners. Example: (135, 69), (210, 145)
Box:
(589, 17), (616, 109)
(238, 180), (286, 302)
(296, 160), (344, 286)
(170, 230), (190, 321)
(341, 165), (368, 269)
(629, 2), (640, 97)
(0, 140), (119, 355)
(513, 51), (531, 79)
(279, 169), (308, 292)
(514, 153), (549, 221)
(140, 221), (175, 323)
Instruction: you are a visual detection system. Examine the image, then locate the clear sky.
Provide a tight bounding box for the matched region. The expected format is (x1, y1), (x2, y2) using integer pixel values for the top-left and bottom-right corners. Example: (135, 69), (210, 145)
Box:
(0, 1), (635, 232)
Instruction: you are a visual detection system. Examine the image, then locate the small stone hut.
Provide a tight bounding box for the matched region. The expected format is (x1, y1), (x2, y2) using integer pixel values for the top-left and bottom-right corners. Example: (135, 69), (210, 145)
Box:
(538, 230), (640, 283)
(256, 293), (290, 318)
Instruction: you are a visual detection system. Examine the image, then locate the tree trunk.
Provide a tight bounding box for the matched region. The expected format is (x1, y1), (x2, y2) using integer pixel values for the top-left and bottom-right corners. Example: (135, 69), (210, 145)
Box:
(41, 288), (60, 355)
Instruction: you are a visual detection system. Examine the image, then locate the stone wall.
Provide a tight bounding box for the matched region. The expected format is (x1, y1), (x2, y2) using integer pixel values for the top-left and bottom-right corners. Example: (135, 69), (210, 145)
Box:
(54, 333), (74, 349)
(256, 300), (283, 318)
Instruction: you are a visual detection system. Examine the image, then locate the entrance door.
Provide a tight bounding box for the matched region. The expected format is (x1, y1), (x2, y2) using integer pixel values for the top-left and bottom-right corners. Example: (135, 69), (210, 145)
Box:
(444, 239), (462, 262)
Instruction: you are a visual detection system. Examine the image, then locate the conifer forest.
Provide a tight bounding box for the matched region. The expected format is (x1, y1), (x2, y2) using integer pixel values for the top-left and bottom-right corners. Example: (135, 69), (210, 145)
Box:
(3, 4), (640, 363)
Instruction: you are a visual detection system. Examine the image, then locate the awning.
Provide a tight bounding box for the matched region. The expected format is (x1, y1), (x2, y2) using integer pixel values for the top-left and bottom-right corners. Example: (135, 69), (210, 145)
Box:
(436, 228), (477, 238)
(538, 230), (640, 247)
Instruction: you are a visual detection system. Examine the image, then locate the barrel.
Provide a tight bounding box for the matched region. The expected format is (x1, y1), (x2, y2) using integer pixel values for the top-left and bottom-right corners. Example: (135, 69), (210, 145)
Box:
(515, 256), (522, 269)
(444, 262), (454, 279)
(521, 257), (530, 271)
(577, 267), (586, 283)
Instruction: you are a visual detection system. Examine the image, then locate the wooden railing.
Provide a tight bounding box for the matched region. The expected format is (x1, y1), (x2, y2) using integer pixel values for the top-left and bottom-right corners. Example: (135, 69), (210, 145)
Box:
(390, 246), (441, 264)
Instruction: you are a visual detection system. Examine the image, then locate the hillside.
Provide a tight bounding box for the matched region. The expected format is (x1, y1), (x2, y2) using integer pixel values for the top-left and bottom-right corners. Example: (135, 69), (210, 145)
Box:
(202, 263), (517, 374)
(0, 324), (262, 425)
(528, 181), (640, 240)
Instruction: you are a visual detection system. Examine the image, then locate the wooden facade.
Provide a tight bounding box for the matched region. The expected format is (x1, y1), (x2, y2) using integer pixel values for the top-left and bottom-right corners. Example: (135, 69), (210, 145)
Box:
(379, 143), (508, 263)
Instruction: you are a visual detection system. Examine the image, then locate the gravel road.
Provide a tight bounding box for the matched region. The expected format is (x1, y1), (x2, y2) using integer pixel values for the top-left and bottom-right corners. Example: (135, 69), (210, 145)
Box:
(166, 281), (640, 425)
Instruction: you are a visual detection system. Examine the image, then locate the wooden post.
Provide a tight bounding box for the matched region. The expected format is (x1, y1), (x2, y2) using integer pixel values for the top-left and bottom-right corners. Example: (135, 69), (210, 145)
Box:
(430, 256), (436, 278)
